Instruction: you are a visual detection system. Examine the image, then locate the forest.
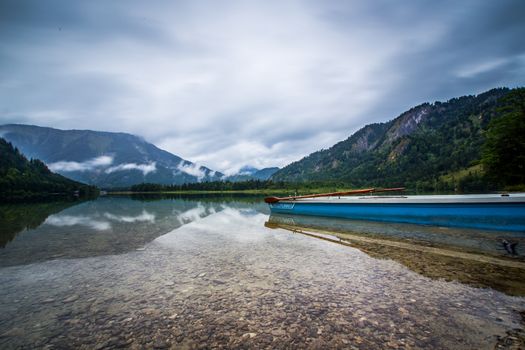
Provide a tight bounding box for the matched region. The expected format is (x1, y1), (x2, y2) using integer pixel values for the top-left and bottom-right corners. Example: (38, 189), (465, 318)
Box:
(0, 138), (99, 201)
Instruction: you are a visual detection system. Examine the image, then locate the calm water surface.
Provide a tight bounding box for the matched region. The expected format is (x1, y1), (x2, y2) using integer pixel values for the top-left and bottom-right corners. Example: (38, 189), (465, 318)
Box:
(0, 195), (524, 349)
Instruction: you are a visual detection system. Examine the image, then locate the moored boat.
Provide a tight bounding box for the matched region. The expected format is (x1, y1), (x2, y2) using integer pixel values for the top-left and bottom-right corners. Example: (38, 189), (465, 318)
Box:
(265, 191), (525, 231)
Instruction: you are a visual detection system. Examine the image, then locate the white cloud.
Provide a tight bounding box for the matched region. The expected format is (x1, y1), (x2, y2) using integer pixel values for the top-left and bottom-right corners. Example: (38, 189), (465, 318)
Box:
(176, 161), (206, 181)
(48, 155), (113, 172)
(105, 162), (156, 175)
(44, 215), (111, 231)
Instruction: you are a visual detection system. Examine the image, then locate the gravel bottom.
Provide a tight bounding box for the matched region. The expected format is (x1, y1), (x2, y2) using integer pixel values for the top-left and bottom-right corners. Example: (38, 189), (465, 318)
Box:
(1, 208), (524, 349)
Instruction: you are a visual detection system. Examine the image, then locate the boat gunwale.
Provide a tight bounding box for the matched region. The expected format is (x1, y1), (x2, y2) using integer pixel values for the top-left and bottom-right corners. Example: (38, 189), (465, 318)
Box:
(272, 193), (525, 205)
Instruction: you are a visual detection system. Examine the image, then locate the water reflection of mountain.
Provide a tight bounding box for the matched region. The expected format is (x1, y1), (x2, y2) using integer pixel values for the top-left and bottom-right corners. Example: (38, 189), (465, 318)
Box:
(267, 214), (525, 297)
(0, 197), (226, 267)
(0, 201), (81, 248)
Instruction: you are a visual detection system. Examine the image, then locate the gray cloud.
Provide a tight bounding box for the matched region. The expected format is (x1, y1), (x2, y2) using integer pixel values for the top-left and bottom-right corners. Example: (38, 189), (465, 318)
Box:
(1, 0), (524, 174)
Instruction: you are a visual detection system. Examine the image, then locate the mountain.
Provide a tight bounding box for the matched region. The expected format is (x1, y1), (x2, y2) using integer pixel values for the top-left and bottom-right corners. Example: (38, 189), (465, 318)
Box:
(0, 125), (223, 188)
(225, 166), (280, 182)
(237, 165), (260, 177)
(252, 167), (280, 180)
(0, 138), (98, 201)
(272, 87), (520, 191)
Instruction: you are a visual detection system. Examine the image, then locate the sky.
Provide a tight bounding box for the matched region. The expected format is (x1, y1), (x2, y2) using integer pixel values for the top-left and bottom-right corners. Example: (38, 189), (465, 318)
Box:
(1, 0), (524, 175)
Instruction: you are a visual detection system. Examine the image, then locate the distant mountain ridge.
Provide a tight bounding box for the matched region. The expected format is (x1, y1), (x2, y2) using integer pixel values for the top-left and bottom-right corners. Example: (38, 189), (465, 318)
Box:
(272, 87), (516, 190)
(251, 167), (280, 180)
(225, 166), (280, 182)
(0, 124), (223, 188)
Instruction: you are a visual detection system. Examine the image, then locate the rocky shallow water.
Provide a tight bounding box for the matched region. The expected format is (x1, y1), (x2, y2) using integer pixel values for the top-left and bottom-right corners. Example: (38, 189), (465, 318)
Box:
(0, 197), (524, 349)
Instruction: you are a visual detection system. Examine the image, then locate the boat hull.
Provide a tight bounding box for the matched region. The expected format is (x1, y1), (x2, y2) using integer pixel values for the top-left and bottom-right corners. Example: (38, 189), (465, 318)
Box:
(269, 201), (525, 231)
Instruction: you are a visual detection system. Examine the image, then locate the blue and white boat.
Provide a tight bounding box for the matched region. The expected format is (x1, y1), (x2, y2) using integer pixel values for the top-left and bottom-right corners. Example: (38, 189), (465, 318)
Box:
(266, 192), (525, 232)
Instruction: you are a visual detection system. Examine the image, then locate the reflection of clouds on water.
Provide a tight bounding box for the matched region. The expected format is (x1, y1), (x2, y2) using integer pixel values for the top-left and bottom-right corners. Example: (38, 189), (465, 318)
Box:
(45, 210), (156, 231)
(0, 198), (232, 268)
(210, 208), (268, 242)
(158, 207), (269, 246)
(45, 215), (111, 231)
(104, 210), (155, 223)
(176, 204), (209, 223)
(44, 203), (218, 234)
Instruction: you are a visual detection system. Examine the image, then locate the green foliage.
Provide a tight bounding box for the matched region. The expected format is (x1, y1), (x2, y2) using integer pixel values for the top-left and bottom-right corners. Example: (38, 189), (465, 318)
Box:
(0, 138), (99, 201)
(481, 88), (525, 187)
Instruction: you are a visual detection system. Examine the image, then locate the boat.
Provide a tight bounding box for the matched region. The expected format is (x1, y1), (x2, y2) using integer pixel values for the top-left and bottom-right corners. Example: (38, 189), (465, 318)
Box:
(264, 189), (525, 232)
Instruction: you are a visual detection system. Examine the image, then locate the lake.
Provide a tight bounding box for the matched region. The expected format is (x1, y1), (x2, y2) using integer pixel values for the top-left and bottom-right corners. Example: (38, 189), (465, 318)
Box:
(1, 195), (524, 349)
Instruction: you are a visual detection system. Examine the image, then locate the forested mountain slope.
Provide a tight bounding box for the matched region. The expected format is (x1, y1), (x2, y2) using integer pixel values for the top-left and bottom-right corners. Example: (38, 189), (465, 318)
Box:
(0, 138), (98, 200)
(273, 87), (523, 191)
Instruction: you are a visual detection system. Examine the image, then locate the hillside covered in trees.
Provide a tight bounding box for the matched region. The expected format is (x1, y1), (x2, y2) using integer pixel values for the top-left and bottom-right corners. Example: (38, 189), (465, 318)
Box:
(0, 138), (98, 201)
(273, 87), (525, 192)
(481, 88), (525, 188)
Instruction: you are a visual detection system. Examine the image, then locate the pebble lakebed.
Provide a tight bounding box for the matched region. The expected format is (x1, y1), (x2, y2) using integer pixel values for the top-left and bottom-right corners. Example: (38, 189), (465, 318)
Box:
(0, 202), (524, 349)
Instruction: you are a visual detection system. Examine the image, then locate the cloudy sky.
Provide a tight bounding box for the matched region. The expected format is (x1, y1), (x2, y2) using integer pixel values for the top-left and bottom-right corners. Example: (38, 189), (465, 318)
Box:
(1, 0), (524, 174)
